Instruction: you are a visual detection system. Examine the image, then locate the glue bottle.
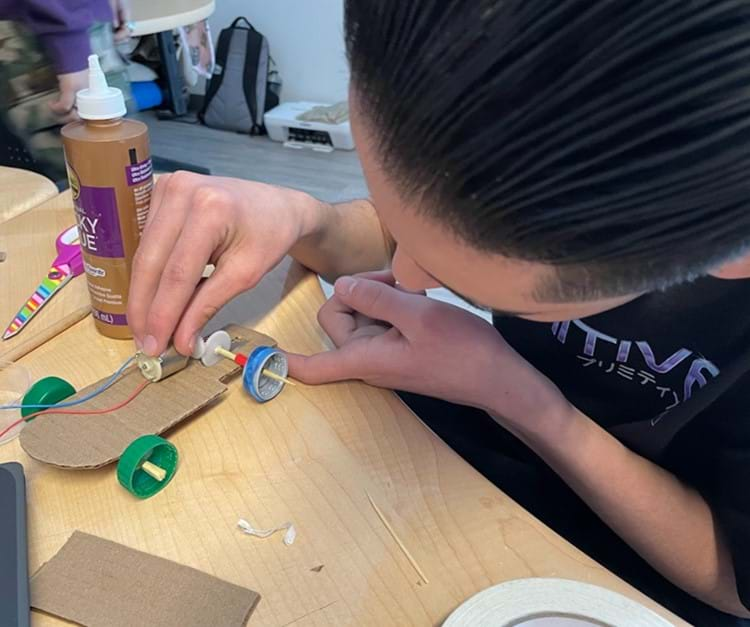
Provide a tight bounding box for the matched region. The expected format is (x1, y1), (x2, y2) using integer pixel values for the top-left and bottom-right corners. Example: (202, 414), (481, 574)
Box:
(61, 54), (153, 340)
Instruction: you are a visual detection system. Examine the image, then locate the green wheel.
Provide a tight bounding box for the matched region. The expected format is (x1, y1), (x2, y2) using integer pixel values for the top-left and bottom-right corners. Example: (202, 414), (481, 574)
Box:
(21, 376), (75, 417)
(117, 434), (178, 499)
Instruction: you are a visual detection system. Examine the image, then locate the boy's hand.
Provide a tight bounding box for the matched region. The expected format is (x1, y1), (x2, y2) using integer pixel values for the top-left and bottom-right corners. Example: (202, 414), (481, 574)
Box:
(109, 0), (132, 42)
(50, 69), (87, 119)
(128, 172), (322, 357)
(287, 271), (568, 424)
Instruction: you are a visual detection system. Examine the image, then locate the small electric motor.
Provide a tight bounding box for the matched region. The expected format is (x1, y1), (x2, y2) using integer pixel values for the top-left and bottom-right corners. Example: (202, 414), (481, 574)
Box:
(136, 346), (189, 383)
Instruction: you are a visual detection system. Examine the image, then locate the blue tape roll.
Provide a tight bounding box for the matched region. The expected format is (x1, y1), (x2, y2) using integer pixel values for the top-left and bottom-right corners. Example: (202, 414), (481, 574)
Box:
(242, 346), (288, 402)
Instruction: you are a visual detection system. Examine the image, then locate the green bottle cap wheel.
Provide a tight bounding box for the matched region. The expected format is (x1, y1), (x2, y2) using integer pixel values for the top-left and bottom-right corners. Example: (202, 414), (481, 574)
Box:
(21, 376), (76, 418)
(117, 434), (178, 499)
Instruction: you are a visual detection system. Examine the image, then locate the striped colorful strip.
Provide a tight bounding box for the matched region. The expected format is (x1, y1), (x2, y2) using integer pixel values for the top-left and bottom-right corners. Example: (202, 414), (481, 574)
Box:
(3, 264), (70, 338)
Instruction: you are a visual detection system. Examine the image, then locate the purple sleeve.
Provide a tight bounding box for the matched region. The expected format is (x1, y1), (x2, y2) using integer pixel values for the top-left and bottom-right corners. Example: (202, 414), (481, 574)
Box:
(12, 0), (113, 74)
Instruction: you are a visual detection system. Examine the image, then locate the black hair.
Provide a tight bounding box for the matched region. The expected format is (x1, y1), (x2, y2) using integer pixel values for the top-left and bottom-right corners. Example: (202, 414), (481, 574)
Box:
(344, 0), (750, 300)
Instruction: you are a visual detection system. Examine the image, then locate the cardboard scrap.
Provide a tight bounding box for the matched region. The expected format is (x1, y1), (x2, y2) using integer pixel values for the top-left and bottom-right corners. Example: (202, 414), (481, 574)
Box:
(19, 325), (275, 469)
(31, 531), (260, 627)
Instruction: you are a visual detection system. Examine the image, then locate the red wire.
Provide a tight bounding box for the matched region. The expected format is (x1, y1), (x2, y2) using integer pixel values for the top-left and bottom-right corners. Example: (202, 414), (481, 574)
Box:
(0, 380), (150, 441)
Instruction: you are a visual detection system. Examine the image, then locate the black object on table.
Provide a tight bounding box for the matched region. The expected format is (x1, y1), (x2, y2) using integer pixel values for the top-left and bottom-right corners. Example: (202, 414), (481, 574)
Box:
(0, 462), (29, 627)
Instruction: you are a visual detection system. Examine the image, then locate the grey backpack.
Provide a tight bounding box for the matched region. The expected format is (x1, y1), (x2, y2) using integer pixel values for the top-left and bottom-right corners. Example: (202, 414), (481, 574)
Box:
(199, 17), (281, 134)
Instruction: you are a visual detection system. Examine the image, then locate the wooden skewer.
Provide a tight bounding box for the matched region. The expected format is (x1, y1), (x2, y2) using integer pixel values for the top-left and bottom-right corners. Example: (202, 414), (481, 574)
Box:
(141, 461), (167, 482)
(213, 346), (296, 386)
(366, 491), (429, 584)
(214, 346), (238, 361)
(261, 369), (296, 386)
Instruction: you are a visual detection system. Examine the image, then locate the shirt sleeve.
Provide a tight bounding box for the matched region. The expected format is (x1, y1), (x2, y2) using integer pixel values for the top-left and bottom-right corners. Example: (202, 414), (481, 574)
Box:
(669, 378), (750, 611)
(710, 419), (750, 609)
(20, 0), (113, 74)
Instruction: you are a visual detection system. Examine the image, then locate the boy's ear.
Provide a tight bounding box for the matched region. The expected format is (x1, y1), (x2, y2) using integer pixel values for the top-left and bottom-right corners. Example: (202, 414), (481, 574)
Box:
(710, 250), (750, 280)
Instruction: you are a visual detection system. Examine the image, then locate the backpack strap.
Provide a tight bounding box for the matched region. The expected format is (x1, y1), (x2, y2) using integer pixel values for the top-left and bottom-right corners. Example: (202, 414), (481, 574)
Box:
(199, 24), (233, 121)
(251, 37), (270, 134)
(241, 28), (263, 133)
(230, 17), (254, 30)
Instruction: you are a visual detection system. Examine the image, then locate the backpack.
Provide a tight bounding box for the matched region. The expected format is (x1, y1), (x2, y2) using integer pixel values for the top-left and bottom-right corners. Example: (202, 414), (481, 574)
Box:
(199, 17), (281, 134)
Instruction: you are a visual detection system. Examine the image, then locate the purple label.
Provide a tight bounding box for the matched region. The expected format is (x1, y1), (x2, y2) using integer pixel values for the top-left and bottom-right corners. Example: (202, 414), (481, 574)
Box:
(74, 185), (124, 258)
(92, 308), (128, 326)
(126, 158), (153, 186)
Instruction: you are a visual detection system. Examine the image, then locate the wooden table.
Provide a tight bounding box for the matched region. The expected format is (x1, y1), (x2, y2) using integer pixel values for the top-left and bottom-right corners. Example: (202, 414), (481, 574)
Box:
(0, 167), (57, 224)
(0, 191), (90, 363)
(0, 192), (686, 626)
(129, 0), (215, 36)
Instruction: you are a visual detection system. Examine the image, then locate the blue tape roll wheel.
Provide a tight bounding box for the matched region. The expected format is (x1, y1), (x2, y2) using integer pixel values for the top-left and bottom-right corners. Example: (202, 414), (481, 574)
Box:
(117, 434), (178, 499)
(242, 346), (288, 402)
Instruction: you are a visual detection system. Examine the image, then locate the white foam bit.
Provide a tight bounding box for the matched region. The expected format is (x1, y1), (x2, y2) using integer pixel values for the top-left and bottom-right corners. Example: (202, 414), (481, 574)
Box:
(237, 518), (296, 546)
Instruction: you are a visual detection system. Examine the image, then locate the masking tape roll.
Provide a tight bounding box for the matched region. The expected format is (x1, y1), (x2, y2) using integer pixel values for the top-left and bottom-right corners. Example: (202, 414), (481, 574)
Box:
(442, 578), (674, 627)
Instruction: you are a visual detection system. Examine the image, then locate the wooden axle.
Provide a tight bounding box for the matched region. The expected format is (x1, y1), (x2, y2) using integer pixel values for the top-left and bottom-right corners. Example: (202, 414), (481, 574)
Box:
(259, 369), (297, 387)
(141, 460), (167, 482)
(214, 346), (296, 386)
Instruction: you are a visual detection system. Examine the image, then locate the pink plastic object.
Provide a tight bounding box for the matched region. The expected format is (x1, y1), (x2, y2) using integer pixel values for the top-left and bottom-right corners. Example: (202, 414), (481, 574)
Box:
(54, 225), (85, 276)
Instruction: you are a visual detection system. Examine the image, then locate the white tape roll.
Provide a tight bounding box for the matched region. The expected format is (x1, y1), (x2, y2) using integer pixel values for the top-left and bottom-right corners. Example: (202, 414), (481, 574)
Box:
(443, 578), (674, 627)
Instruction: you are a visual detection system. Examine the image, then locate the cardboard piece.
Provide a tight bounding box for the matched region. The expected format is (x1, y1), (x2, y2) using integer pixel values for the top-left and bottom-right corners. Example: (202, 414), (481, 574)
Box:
(31, 531), (260, 627)
(19, 325), (275, 468)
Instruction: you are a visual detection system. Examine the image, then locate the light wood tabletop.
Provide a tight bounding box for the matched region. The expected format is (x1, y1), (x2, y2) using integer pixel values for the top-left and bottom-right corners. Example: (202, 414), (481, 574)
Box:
(0, 166), (58, 225)
(129, 0), (215, 36)
(0, 193), (686, 626)
(0, 192), (90, 363)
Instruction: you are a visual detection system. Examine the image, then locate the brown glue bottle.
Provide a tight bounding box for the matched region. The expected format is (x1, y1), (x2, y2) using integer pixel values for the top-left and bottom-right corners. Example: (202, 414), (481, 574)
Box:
(61, 54), (153, 340)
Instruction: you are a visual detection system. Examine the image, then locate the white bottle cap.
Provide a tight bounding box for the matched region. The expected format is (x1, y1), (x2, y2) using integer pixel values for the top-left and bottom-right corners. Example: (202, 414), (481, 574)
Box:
(75, 54), (127, 120)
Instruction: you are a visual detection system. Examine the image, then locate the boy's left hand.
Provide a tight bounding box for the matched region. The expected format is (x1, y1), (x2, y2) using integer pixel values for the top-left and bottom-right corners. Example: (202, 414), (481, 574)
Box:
(110, 0), (132, 42)
(50, 70), (88, 119)
(287, 271), (568, 425)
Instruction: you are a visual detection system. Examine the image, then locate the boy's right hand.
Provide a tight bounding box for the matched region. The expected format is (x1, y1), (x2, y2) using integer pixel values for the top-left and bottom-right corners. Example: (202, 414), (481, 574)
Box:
(127, 171), (322, 357)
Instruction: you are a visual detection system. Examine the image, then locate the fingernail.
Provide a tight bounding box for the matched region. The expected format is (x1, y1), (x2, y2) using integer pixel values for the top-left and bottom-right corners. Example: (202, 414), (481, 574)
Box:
(143, 335), (158, 356)
(187, 335), (196, 354)
(334, 276), (356, 296)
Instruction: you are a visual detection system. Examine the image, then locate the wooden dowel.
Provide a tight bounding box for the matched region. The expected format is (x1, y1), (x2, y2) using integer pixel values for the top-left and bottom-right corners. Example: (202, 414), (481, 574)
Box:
(366, 491), (429, 584)
(215, 345), (296, 386)
(141, 461), (167, 482)
(261, 370), (296, 386)
(214, 346), (237, 361)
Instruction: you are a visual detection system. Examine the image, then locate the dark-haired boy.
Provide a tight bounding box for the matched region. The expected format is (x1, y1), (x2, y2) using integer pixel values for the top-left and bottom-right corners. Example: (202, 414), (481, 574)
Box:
(129, 2), (750, 623)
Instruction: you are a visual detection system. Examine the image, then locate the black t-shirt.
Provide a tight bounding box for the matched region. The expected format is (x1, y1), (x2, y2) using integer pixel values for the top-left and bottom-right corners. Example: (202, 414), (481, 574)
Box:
(493, 275), (750, 612)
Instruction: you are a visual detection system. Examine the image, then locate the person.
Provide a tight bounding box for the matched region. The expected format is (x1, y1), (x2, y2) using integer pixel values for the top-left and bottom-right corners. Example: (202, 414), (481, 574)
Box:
(127, 2), (750, 623)
(0, 0), (131, 180)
